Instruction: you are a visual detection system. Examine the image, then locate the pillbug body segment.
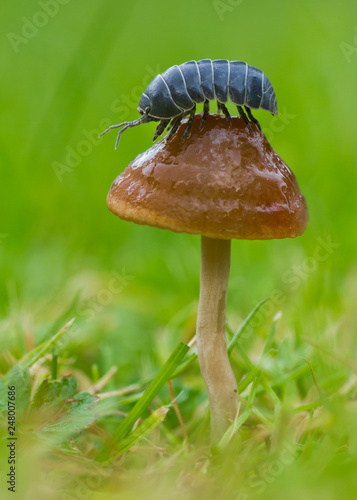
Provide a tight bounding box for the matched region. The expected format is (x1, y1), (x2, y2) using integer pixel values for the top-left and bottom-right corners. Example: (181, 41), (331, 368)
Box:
(99, 59), (278, 148)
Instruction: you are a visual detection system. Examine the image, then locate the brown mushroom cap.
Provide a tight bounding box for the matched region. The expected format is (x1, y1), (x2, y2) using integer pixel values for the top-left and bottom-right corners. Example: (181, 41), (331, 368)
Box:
(107, 114), (308, 240)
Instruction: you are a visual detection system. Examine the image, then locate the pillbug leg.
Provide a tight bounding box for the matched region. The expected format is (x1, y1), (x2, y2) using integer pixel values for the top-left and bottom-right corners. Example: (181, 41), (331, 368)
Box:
(115, 125), (130, 149)
(166, 115), (183, 141)
(98, 116), (151, 149)
(153, 119), (171, 141)
(199, 100), (210, 130)
(245, 107), (261, 131)
(182, 105), (196, 140)
(237, 106), (253, 134)
(220, 103), (232, 125)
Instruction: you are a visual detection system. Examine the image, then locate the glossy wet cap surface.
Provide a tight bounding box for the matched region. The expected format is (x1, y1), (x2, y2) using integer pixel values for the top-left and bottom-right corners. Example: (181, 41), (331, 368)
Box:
(107, 114), (308, 240)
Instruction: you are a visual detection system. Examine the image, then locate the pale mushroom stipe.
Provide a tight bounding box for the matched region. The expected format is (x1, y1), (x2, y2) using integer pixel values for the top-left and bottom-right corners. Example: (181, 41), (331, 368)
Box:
(104, 114), (308, 442)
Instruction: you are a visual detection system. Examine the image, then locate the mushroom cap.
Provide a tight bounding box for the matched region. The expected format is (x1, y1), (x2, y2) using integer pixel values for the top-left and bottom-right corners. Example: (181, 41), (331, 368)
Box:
(107, 114), (308, 240)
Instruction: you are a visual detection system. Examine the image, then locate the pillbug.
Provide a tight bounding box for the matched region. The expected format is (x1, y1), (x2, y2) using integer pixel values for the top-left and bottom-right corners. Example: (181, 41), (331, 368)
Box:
(100, 59), (278, 148)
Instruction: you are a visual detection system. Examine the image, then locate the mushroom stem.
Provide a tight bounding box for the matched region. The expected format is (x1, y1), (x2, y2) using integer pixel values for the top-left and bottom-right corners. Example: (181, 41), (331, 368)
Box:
(196, 236), (239, 442)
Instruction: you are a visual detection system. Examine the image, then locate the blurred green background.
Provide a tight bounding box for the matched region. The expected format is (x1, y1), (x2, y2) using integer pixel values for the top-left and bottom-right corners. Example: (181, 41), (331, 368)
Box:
(1, 0), (357, 498)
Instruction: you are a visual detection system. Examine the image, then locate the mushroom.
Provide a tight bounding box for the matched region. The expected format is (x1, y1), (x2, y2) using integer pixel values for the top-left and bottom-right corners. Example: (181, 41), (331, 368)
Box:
(106, 114), (308, 442)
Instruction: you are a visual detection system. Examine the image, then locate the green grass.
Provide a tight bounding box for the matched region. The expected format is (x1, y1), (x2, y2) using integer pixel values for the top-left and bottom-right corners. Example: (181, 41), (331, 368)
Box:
(1, 0), (357, 498)
(1, 299), (357, 499)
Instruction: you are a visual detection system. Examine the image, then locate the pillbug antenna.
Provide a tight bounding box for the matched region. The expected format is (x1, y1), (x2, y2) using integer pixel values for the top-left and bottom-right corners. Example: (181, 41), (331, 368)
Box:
(98, 115), (151, 149)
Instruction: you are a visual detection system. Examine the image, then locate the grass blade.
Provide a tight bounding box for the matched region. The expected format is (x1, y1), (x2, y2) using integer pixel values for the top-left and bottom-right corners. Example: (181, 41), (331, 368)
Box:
(114, 407), (169, 458)
(228, 298), (270, 356)
(214, 409), (252, 452)
(96, 341), (189, 462)
(6, 318), (75, 373)
(172, 352), (198, 377)
(261, 313), (279, 358)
